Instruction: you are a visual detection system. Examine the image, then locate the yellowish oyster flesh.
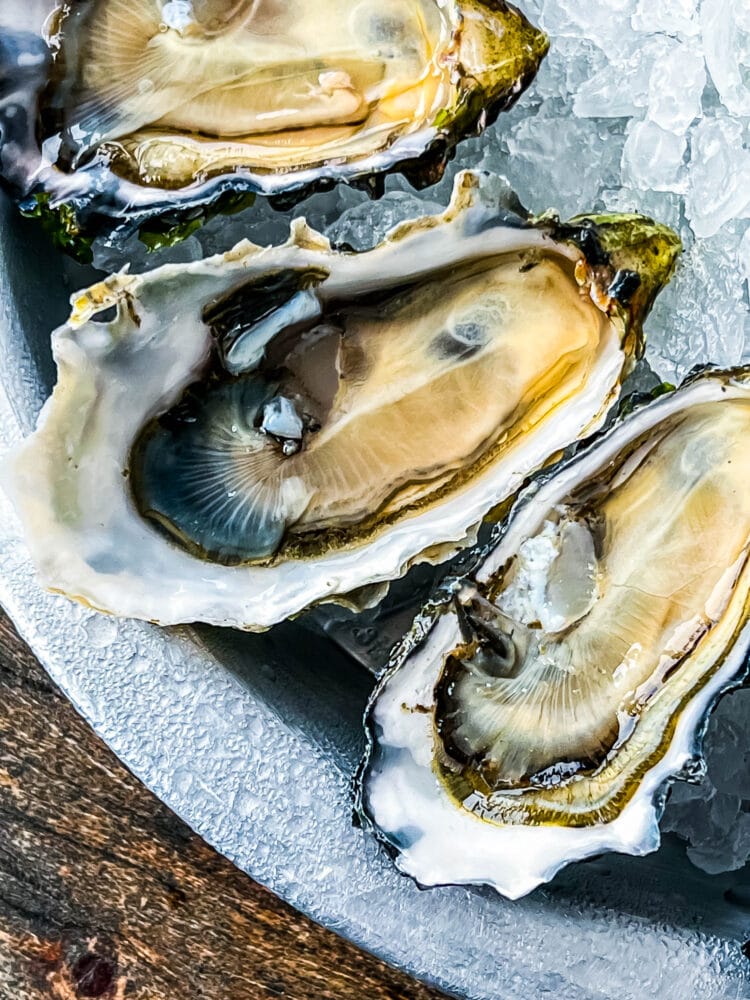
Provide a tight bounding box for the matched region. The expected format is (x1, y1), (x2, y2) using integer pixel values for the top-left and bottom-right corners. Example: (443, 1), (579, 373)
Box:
(50, 0), (548, 188)
(439, 396), (750, 825)
(132, 251), (615, 564)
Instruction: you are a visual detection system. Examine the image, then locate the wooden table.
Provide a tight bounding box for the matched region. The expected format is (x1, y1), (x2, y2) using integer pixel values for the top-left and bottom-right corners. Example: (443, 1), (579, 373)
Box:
(0, 610), (448, 1000)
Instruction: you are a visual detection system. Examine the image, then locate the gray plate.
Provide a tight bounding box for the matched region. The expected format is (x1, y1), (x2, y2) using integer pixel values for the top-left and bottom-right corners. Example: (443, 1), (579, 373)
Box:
(2, 199), (750, 1000)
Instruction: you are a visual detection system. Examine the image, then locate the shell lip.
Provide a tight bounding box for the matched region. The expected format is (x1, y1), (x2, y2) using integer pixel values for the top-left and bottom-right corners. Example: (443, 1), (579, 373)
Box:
(0, 1), (548, 250)
(354, 365), (750, 898)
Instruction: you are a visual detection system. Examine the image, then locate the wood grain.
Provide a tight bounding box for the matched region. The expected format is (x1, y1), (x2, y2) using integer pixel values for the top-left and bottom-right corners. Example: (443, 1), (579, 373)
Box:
(0, 610), (447, 1000)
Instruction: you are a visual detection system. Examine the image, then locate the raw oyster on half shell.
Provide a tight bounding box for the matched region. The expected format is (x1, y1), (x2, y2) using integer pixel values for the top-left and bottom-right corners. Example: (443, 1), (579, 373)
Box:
(358, 366), (750, 898)
(4, 171), (679, 629)
(0, 0), (547, 249)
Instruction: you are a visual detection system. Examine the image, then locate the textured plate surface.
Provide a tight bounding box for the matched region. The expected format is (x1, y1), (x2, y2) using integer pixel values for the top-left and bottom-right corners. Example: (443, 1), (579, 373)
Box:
(2, 201), (750, 1000)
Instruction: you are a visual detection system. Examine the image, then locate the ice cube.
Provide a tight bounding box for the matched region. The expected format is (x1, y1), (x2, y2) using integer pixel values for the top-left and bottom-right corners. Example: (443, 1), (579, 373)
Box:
(645, 228), (750, 383)
(631, 0), (700, 38)
(621, 118), (687, 193)
(685, 117), (750, 238)
(325, 191), (444, 251)
(573, 39), (660, 119)
(701, 0), (750, 117)
(647, 43), (706, 134)
(504, 115), (625, 218)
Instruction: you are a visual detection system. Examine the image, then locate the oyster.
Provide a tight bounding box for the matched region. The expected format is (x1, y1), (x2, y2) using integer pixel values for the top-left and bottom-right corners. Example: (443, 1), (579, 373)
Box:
(357, 366), (750, 899)
(4, 171), (679, 629)
(0, 0), (547, 248)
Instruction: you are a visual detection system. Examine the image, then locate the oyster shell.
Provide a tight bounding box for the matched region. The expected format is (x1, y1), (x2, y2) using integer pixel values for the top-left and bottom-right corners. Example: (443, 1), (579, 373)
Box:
(357, 366), (750, 899)
(4, 171), (679, 629)
(0, 0), (547, 248)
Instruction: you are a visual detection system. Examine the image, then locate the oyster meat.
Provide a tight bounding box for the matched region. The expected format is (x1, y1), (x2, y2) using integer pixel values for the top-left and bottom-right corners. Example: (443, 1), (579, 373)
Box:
(4, 171), (679, 629)
(358, 366), (750, 898)
(0, 0), (547, 244)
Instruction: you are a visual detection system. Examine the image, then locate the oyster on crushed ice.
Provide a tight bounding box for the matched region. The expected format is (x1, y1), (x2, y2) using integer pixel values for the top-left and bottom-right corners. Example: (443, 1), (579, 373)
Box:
(0, 0), (547, 247)
(357, 366), (750, 899)
(4, 170), (679, 629)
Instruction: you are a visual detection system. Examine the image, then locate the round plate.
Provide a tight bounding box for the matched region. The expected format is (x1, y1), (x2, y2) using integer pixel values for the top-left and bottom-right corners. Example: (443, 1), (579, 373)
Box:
(1, 200), (750, 1000)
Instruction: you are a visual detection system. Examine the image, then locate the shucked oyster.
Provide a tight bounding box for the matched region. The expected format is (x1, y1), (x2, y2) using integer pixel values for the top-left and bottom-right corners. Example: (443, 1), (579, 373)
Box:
(358, 366), (750, 899)
(0, 0), (546, 246)
(4, 171), (679, 629)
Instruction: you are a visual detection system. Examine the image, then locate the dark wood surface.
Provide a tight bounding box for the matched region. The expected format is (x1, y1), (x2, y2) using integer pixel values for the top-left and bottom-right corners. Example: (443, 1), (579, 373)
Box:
(0, 609), (448, 1000)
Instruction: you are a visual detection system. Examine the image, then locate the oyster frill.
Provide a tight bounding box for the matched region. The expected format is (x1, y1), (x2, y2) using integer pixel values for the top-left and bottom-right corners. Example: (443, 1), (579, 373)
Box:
(0, 0), (547, 244)
(358, 366), (750, 899)
(4, 171), (679, 629)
